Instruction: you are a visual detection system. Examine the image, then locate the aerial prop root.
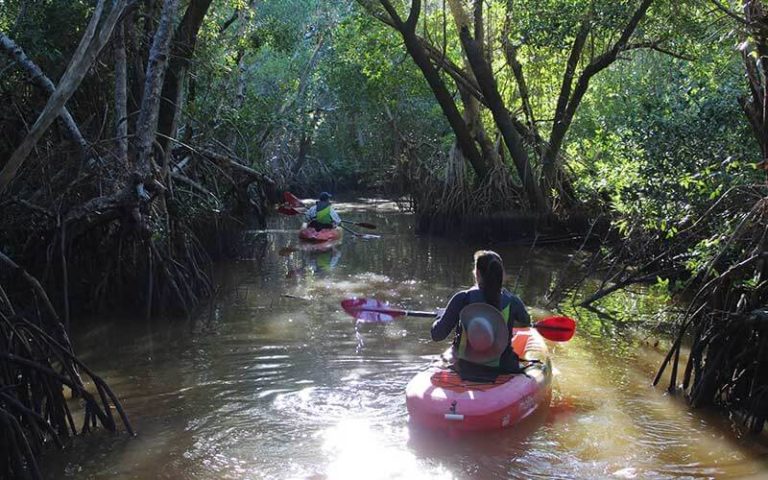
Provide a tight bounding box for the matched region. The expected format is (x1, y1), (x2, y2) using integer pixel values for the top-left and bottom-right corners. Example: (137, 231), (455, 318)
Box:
(652, 197), (768, 432)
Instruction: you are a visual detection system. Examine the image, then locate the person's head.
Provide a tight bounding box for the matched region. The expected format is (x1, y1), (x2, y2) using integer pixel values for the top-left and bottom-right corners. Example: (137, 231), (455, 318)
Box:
(473, 250), (504, 308)
(319, 192), (332, 202)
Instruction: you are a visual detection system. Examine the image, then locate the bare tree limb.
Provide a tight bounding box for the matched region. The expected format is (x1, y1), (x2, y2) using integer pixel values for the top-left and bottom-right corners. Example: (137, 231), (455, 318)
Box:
(0, 32), (89, 155)
(0, 0), (132, 194)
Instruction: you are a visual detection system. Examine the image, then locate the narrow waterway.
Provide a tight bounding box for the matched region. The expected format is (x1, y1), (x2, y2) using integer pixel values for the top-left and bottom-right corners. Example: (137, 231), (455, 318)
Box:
(43, 199), (768, 479)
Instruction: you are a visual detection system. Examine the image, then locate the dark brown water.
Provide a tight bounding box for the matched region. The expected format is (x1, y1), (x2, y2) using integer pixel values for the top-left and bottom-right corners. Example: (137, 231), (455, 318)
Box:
(42, 199), (768, 479)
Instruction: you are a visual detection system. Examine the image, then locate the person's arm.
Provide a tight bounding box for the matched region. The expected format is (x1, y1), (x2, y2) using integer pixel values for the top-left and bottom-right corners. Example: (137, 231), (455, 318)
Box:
(431, 291), (467, 341)
(508, 295), (531, 327)
(304, 205), (316, 222)
(331, 208), (341, 225)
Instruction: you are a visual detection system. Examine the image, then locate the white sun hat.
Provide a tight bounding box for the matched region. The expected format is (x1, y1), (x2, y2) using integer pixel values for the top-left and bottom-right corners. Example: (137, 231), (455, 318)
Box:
(458, 303), (509, 364)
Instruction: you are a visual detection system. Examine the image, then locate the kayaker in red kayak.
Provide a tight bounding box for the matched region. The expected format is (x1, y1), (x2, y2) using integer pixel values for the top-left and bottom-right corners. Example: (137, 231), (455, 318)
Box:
(431, 250), (531, 379)
(304, 192), (341, 230)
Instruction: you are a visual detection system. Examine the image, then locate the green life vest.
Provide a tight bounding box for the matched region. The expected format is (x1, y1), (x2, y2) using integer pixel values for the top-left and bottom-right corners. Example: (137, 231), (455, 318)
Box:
(457, 300), (511, 368)
(316, 204), (333, 224)
(316, 251), (331, 271)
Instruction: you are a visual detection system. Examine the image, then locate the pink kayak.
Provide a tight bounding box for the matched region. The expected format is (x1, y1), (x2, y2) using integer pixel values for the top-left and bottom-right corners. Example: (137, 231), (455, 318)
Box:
(405, 327), (552, 432)
(298, 227), (343, 243)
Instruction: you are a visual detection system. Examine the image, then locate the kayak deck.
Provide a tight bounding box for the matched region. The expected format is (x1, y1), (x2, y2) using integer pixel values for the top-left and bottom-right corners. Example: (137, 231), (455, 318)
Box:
(298, 226), (343, 243)
(405, 327), (552, 431)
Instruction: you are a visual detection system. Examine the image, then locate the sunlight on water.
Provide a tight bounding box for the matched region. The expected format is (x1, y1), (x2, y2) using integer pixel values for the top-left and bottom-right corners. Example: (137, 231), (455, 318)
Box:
(320, 420), (452, 480)
(354, 323), (365, 353)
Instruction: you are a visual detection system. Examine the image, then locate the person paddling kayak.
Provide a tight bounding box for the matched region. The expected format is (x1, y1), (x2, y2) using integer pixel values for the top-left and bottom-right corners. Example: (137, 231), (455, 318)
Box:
(304, 192), (341, 231)
(431, 250), (531, 379)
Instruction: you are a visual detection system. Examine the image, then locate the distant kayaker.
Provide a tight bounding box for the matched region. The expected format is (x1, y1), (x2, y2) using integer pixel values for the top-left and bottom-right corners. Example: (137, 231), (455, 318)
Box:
(304, 192), (341, 230)
(431, 250), (531, 378)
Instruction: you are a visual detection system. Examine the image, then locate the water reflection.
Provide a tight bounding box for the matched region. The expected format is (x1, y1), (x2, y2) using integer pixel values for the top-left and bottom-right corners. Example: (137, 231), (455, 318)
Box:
(40, 206), (768, 479)
(285, 247), (343, 279)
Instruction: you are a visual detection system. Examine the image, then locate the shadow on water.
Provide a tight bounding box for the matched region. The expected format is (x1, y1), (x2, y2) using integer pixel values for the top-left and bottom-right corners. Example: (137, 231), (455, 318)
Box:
(40, 200), (768, 479)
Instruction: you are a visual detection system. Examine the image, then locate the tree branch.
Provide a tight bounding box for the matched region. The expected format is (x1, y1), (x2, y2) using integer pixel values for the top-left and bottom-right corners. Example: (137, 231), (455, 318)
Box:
(405, 0), (421, 32)
(0, 0), (131, 194)
(501, 17), (538, 143)
(624, 40), (695, 61)
(378, 0), (405, 29)
(219, 9), (240, 33)
(0, 32), (89, 155)
(554, 18), (590, 135)
(418, 37), (486, 103)
(562, 0), (655, 146)
(709, 0), (750, 26)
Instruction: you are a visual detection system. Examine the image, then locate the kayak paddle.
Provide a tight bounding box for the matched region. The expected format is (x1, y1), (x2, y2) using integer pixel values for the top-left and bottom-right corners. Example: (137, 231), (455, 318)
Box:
(341, 297), (576, 342)
(283, 191), (304, 207)
(340, 224), (381, 239)
(277, 199), (378, 229)
(277, 205), (302, 216)
(341, 220), (377, 229)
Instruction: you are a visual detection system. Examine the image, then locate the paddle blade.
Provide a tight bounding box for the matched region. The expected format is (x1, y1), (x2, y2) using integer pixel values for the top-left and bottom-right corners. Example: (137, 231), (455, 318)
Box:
(533, 316), (576, 342)
(277, 205), (301, 216)
(341, 298), (405, 323)
(355, 222), (377, 230)
(283, 191), (304, 208)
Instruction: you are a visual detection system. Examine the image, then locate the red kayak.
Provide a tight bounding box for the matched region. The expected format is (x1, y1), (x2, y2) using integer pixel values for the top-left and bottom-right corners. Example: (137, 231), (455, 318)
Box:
(298, 226), (343, 243)
(405, 327), (552, 432)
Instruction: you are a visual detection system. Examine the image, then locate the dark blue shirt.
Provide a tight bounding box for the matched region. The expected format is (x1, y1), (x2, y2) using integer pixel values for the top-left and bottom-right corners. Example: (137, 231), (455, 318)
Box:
(430, 287), (530, 344)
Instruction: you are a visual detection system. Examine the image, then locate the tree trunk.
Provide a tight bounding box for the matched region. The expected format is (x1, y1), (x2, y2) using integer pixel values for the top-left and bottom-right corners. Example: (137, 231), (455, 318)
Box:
(135, 0), (180, 178)
(227, 4), (255, 150)
(378, 0), (490, 180)
(114, 21), (129, 165)
(741, 1), (768, 163)
(125, 8), (144, 127)
(446, 1), (546, 211)
(540, 19), (589, 196)
(294, 112), (321, 173)
(445, 141), (467, 188)
(501, 18), (540, 155)
(459, 2), (499, 169)
(459, 86), (497, 166)
(228, 50), (248, 150)
(156, 0), (214, 159)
